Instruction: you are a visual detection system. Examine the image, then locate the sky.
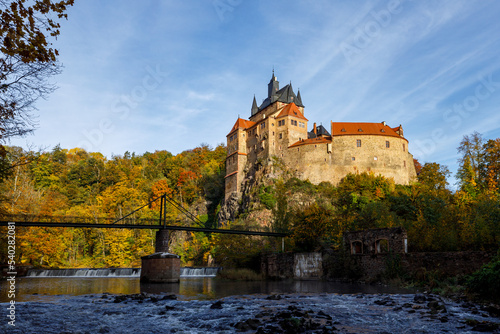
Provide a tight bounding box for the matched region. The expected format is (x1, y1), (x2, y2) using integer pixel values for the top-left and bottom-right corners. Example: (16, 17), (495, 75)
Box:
(9, 0), (500, 186)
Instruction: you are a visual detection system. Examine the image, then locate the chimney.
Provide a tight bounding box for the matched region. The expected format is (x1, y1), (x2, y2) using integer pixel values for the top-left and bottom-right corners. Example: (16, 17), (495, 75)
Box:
(313, 122), (317, 135)
(382, 121), (386, 126)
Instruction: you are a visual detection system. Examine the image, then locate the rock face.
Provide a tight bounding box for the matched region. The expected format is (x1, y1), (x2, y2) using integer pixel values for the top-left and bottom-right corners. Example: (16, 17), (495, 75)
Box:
(217, 192), (240, 222)
(218, 160), (276, 223)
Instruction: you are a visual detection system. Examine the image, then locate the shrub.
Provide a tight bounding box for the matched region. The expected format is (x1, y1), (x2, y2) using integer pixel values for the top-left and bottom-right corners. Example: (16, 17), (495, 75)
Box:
(258, 185), (276, 209)
(217, 268), (261, 281)
(466, 252), (500, 301)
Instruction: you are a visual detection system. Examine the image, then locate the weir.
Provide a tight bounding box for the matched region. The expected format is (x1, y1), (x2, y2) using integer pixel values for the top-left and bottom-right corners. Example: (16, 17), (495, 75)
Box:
(27, 268), (141, 277)
(25, 267), (220, 278)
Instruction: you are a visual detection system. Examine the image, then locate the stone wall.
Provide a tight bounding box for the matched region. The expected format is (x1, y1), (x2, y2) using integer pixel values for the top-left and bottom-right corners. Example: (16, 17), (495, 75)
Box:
(261, 252), (294, 280)
(261, 252), (323, 280)
(327, 251), (494, 281)
(262, 250), (493, 281)
(283, 134), (416, 186)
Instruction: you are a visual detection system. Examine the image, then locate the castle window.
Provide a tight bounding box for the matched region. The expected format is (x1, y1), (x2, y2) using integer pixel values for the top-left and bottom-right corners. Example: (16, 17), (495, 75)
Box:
(403, 143), (406, 151)
(356, 139), (362, 147)
(261, 123), (266, 129)
(279, 133), (282, 139)
(351, 241), (363, 254)
(272, 123), (274, 126)
(404, 160), (406, 167)
(374, 156), (378, 160)
(352, 157), (356, 161)
(386, 141), (390, 148)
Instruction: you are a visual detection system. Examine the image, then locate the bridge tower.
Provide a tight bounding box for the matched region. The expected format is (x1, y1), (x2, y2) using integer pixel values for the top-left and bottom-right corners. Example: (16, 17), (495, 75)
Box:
(140, 195), (180, 283)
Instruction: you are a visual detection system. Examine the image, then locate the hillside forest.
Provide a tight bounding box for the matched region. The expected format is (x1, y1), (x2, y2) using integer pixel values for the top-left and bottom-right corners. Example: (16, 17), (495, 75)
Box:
(0, 131), (499, 269)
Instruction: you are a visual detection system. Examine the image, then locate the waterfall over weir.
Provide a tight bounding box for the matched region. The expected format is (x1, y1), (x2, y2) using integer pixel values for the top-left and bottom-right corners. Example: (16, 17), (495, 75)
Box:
(26, 267), (220, 278)
(180, 267), (220, 278)
(27, 268), (141, 278)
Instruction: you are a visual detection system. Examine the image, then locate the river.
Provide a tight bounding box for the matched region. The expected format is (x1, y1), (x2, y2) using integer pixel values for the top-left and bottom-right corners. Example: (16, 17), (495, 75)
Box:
(1, 273), (499, 333)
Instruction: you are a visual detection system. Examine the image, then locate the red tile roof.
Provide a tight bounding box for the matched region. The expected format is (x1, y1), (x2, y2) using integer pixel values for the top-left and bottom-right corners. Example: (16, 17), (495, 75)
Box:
(330, 122), (406, 141)
(276, 103), (308, 121)
(227, 118), (256, 136)
(289, 136), (332, 148)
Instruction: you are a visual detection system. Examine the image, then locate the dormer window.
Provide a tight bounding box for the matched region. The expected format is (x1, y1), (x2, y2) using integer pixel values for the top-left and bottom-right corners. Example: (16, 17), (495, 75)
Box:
(341, 128), (346, 132)
(381, 129), (385, 133)
(358, 128), (363, 132)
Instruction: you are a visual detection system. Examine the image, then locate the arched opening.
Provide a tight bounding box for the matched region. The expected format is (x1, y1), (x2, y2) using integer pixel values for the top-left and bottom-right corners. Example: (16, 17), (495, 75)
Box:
(351, 241), (363, 255)
(375, 239), (389, 254)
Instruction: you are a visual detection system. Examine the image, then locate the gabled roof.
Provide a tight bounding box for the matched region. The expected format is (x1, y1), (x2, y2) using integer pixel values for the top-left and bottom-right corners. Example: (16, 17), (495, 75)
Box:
(330, 122), (406, 140)
(227, 118), (256, 136)
(276, 103), (308, 121)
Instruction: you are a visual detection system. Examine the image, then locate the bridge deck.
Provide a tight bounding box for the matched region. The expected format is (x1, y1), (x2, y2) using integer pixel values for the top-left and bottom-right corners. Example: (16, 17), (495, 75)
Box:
(0, 216), (288, 237)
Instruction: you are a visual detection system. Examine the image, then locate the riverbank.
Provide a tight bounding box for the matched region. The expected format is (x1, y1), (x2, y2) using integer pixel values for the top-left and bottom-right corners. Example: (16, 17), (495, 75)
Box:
(2, 292), (499, 333)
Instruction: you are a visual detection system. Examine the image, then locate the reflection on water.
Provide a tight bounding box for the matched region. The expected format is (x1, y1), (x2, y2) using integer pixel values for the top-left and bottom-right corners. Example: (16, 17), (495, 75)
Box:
(0, 277), (415, 302)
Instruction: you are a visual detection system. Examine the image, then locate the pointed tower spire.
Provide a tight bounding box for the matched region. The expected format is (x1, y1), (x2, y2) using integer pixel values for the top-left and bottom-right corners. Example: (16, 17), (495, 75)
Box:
(251, 95), (258, 115)
(296, 89), (303, 107)
(268, 70), (279, 98)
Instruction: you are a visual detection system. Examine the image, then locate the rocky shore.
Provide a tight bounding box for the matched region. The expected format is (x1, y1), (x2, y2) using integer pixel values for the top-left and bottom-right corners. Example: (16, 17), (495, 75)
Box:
(2, 292), (499, 333)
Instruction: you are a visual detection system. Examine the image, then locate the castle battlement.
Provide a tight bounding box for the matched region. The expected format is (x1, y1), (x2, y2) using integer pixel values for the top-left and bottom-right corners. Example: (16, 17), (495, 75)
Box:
(224, 73), (417, 200)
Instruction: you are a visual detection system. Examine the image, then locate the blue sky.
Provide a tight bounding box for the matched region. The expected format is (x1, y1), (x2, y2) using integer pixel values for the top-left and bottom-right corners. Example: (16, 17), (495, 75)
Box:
(10, 0), (500, 186)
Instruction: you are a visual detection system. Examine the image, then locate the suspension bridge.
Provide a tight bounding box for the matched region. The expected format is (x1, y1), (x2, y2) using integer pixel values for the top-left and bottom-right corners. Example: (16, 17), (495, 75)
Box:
(0, 194), (288, 237)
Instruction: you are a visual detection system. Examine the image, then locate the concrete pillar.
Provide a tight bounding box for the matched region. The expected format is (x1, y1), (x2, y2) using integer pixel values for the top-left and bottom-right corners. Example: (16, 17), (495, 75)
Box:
(140, 229), (180, 283)
(140, 253), (180, 283)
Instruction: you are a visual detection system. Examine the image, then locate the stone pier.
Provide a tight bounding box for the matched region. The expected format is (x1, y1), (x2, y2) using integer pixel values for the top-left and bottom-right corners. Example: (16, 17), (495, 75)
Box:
(140, 229), (181, 283)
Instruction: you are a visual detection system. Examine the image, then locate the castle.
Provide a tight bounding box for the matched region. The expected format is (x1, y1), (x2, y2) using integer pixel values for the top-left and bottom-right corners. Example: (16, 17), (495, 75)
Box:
(224, 73), (417, 201)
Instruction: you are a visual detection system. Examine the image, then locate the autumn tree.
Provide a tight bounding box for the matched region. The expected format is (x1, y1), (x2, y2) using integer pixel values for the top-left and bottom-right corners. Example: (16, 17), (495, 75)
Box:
(417, 162), (450, 192)
(456, 132), (484, 195)
(0, 0), (73, 142)
(481, 138), (500, 195)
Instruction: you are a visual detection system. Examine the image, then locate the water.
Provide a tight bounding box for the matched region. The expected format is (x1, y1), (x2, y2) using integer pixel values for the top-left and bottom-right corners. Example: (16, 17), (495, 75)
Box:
(0, 276), (413, 302)
(2, 276), (499, 333)
(2, 289), (498, 333)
